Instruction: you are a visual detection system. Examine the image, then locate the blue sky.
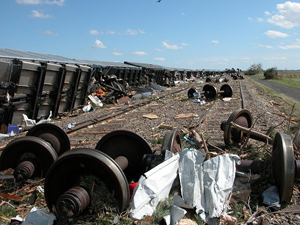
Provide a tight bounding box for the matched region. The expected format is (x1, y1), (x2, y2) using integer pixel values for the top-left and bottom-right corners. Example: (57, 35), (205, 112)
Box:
(1, 0), (300, 70)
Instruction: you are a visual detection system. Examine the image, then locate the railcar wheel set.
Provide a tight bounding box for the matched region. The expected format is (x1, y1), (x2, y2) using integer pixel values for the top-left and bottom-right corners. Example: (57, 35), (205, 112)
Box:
(187, 84), (233, 100)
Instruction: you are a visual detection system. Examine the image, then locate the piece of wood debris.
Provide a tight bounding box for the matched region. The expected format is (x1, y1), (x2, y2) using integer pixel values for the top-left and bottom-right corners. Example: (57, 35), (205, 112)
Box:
(108, 106), (121, 110)
(269, 100), (281, 106)
(222, 97), (232, 102)
(117, 96), (131, 104)
(71, 142), (91, 146)
(158, 123), (174, 130)
(178, 219), (198, 225)
(174, 113), (197, 119)
(85, 131), (110, 135)
(9, 178), (44, 195)
(143, 114), (159, 119)
(0, 193), (24, 202)
(151, 133), (161, 137)
(0, 216), (10, 222)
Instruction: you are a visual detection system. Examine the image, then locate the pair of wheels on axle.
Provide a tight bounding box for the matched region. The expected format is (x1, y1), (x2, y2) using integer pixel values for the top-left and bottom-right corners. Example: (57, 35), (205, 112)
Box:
(45, 129), (182, 219)
(188, 84), (233, 100)
(222, 109), (299, 203)
(0, 123), (70, 183)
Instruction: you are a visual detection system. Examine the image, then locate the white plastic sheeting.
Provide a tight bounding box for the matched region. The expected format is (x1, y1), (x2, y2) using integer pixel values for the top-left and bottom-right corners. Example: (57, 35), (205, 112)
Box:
(130, 154), (180, 220)
(179, 149), (240, 222)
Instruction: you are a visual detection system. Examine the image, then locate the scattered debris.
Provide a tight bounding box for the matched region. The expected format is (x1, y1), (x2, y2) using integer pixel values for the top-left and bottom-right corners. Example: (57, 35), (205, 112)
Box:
(22, 112), (52, 130)
(21, 207), (56, 225)
(222, 97), (232, 102)
(150, 82), (167, 92)
(130, 153), (179, 220)
(158, 123), (174, 130)
(117, 96), (131, 104)
(179, 149), (239, 222)
(88, 95), (103, 108)
(220, 214), (237, 225)
(262, 186), (281, 210)
(143, 114), (159, 119)
(174, 113), (197, 119)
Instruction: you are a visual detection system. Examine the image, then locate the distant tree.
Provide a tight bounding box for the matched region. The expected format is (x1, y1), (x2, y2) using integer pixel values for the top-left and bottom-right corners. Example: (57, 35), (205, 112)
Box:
(246, 63), (263, 75)
(264, 67), (278, 79)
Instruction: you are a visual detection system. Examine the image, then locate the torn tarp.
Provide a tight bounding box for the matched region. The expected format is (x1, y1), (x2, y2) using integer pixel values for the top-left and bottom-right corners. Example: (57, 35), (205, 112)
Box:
(130, 153), (180, 220)
(179, 149), (240, 222)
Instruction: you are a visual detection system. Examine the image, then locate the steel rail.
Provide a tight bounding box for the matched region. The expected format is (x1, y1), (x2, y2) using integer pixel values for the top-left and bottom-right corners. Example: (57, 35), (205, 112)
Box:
(239, 80), (245, 109)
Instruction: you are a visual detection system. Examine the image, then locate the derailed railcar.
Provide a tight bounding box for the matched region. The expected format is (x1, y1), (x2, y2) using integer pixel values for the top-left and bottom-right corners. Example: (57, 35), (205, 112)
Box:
(124, 61), (170, 86)
(74, 60), (144, 87)
(0, 49), (92, 131)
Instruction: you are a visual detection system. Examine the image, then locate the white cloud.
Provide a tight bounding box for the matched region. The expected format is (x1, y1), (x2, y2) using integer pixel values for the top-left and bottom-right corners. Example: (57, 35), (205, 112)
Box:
(132, 51), (147, 55)
(139, 29), (146, 34)
(154, 57), (165, 61)
(107, 30), (115, 35)
(257, 18), (263, 22)
(248, 17), (253, 21)
(93, 39), (106, 48)
(112, 52), (123, 56)
(181, 42), (189, 46)
(211, 40), (219, 44)
(279, 44), (300, 49)
(255, 44), (274, 49)
(16, 0), (65, 6)
(162, 41), (182, 50)
(181, 12), (185, 16)
(265, 11), (271, 16)
(90, 30), (99, 35)
(267, 1), (300, 29)
(30, 10), (51, 18)
(155, 48), (164, 52)
(262, 56), (287, 60)
(41, 30), (59, 36)
(126, 29), (138, 35)
(264, 30), (289, 38)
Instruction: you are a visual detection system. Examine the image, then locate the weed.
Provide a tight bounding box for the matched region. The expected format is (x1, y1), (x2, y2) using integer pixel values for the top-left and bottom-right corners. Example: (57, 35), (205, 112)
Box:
(151, 137), (163, 145)
(0, 204), (17, 219)
(152, 197), (172, 224)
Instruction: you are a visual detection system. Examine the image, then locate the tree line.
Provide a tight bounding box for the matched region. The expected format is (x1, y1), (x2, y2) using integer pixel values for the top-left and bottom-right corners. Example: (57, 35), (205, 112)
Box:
(245, 63), (278, 79)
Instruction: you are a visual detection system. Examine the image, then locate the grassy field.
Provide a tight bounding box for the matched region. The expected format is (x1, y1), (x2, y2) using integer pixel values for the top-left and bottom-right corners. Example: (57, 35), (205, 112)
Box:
(254, 73), (300, 89)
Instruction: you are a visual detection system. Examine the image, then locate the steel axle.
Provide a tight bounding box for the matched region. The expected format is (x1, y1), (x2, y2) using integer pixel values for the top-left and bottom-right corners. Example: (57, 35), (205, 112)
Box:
(221, 109), (272, 146)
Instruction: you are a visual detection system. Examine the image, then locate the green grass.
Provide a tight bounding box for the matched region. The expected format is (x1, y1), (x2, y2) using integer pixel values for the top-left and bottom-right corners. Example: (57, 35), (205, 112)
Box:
(254, 74), (300, 89)
(0, 204), (17, 224)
